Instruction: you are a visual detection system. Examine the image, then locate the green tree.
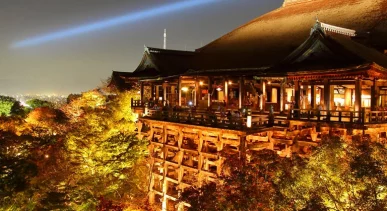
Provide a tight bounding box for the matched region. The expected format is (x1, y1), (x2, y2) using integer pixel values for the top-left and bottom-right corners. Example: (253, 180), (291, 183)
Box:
(26, 99), (54, 109)
(0, 96), (16, 116)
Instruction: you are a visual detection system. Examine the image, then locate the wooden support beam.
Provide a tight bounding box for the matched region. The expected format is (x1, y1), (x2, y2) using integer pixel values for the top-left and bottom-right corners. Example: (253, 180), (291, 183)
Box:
(151, 83), (155, 100)
(224, 79), (229, 106)
(323, 79), (330, 111)
(311, 85), (315, 109)
(371, 79), (377, 110)
(195, 78), (200, 107)
(140, 82), (144, 102)
(163, 83), (167, 106)
(208, 77), (212, 108)
(178, 77), (182, 106)
(355, 79), (362, 112)
(280, 81), (285, 112)
(239, 77), (243, 109)
(294, 80), (300, 109)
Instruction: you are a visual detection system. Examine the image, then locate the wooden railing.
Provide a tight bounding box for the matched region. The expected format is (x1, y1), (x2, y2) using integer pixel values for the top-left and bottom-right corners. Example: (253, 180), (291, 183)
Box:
(289, 109), (387, 124)
(144, 109), (273, 130)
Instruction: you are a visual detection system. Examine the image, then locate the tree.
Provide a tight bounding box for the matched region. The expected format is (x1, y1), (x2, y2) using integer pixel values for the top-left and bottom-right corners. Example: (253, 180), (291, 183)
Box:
(26, 99), (54, 109)
(0, 96), (17, 116)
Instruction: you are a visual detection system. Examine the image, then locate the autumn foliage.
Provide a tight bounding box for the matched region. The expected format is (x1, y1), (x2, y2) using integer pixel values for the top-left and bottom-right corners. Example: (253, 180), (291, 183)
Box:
(0, 90), (150, 210)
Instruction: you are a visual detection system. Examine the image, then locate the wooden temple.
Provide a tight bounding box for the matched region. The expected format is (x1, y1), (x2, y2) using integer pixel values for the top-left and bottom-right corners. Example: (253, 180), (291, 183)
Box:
(109, 0), (387, 210)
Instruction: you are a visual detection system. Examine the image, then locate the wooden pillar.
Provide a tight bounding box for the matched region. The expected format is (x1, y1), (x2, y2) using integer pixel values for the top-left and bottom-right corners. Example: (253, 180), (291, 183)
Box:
(311, 85), (316, 109)
(294, 80), (300, 109)
(195, 78), (200, 107)
(280, 81), (285, 112)
(324, 79), (330, 111)
(178, 77), (182, 106)
(208, 77), (212, 108)
(330, 84), (335, 109)
(224, 79), (228, 106)
(163, 83), (167, 106)
(140, 82), (144, 102)
(344, 87), (351, 107)
(156, 85), (160, 100)
(239, 77), (244, 109)
(355, 79), (362, 112)
(151, 83), (155, 100)
(319, 87), (324, 106)
(260, 81), (266, 110)
(371, 79), (377, 110)
(171, 85), (176, 106)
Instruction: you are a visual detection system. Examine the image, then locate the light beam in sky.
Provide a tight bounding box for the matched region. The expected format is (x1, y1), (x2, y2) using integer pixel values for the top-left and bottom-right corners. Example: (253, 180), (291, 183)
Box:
(11, 0), (219, 48)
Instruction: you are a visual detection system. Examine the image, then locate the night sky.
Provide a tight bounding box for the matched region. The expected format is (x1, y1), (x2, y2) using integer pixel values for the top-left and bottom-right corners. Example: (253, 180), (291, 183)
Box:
(0, 0), (282, 95)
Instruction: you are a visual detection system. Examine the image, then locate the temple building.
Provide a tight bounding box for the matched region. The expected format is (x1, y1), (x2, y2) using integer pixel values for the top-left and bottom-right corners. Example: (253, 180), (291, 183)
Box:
(109, 0), (387, 210)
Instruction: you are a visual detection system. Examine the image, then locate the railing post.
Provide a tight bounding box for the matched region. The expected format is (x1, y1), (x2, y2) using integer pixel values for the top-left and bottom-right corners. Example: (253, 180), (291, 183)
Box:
(350, 112), (353, 123)
(131, 98), (134, 107)
(327, 110), (331, 122)
(362, 108), (366, 124)
(339, 111), (342, 122)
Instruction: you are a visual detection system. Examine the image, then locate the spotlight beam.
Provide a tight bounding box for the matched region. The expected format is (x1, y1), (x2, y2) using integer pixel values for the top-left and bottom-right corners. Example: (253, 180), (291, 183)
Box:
(11, 0), (219, 48)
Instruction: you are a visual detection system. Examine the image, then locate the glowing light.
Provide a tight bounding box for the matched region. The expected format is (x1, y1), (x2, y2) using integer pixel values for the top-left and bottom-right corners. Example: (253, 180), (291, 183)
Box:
(199, 81), (204, 86)
(216, 87), (222, 91)
(181, 87), (189, 92)
(228, 81), (232, 85)
(12, 0), (219, 48)
(45, 154), (50, 159)
(247, 116), (252, 128)
(188, 101), (193, 106)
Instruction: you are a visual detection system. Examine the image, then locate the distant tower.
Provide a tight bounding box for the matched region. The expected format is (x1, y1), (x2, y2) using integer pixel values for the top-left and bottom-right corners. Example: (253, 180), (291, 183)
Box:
(163, 29), (167, 49)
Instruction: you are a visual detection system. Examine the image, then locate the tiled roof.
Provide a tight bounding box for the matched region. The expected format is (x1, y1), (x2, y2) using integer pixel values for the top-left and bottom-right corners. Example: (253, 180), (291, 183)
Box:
(195, 0), (387, 69)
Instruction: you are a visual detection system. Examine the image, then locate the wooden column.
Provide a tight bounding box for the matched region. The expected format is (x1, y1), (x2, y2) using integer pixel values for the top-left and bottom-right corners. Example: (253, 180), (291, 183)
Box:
(330, 84), (335, 110)
(239, 77), (244, 109)
(371, 79), (377, 110)
(280, 81), (285, 112)
(355, 79), (362, 112)
(151, 83), (155, 100)
(140, 82), (144, 102)
(224, 79), (229, 106)
(156, 85), (160, 101)
(294, 80), (300, 109)
(178, 77), (182, 106)
(311, 85), (316, 109)
(260, 81), (266, 110)
(344, 87), (351, 107)
(163, 83), (167, 106)
(208, 77), (212, 108)
(323, 79), (330, 111)
(171, 85), (176, 106)
(195, 78), (200, 107)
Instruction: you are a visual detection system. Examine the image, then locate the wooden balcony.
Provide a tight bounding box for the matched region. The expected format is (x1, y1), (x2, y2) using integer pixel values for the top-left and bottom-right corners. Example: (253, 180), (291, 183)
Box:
(289, 109), (387, 125)
(141, 108), (275, 131)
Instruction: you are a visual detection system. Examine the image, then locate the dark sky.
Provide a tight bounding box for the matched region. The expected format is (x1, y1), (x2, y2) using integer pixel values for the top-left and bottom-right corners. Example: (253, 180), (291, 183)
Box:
(0, 0), (282, 95)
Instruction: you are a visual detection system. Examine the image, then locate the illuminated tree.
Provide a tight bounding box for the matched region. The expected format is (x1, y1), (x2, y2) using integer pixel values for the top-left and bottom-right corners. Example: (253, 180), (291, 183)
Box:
(0, 96), (17, 116)
(26, 99), (54, 109)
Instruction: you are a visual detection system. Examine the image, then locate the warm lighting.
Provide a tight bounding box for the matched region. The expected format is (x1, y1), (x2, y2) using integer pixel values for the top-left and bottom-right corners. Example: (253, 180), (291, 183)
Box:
(228, 81), (232, 85)
(216, 87), (222, 91)
(144, 107), (149, 116)
(247, 116), (252, 128)
(181, 87), (189, 92)
(199, 81), (204, 86)
(188, 101), (193, 106)
(159, 96), (163, 101)
(267, 81), (271, 85)
(44, 154), (49, 159)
